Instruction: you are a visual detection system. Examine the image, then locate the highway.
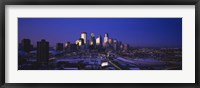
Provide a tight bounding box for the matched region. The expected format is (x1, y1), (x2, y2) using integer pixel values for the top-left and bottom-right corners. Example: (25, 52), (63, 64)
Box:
(107, 59), (122, 70)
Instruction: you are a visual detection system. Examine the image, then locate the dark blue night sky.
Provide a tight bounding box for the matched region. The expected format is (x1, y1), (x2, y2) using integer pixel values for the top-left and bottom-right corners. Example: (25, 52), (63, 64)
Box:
(18, 18), (182, 48)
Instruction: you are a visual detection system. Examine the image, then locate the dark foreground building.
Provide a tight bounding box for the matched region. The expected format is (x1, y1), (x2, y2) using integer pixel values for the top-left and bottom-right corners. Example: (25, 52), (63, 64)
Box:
(22, 39), (31, 52)
(37, 39), (49, 65)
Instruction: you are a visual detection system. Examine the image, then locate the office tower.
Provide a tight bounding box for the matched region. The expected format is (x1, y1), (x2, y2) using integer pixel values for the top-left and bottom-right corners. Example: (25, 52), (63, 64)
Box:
(21, 39), (31, 52)
(104, 33), (109, 44)
(96, 35), (102, 46)
(90, 33), (96, 46)
(56, 43), (64, 51)
(76, 40), (79, 45)
(81, 32), (87, 44)
(79, 38), (84, 46)
(37, 39), (49, 65)
(107, 38), (114, 49)
(104, 33), (109, 47)
(113, 39), (118, 50)
(76, 38), (84, 46)
(108, 38), (113, 44)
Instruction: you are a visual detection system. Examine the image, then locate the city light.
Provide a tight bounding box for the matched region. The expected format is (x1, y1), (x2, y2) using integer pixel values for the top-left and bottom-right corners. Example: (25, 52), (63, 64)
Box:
(18, 32), (182, 70)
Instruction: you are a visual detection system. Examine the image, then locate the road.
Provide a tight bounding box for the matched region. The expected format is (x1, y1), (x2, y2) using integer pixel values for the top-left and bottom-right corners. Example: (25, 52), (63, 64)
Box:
(108, 59), (122, 70)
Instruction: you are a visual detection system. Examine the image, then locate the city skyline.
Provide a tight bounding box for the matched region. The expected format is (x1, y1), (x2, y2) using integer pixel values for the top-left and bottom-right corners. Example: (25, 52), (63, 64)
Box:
(18, 18), (182, 70)
(18, 18), (182, 48)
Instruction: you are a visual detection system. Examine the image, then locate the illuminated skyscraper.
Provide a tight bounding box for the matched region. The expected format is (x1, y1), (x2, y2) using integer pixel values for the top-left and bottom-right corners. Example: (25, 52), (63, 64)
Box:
(79, 38), (84, 46)
(104, 33), (109, 47)
(108, 38), (113, 44)
(90, 33), (96, 46)
(21, 39), (31, 52)
(96, 35), (102, 46)
(81, 32), (87, 44)
(76, 38), (84, 46)
(104, 33), (109, 44)
(76, 40), (79, 45)
(37, 39), (49, 65)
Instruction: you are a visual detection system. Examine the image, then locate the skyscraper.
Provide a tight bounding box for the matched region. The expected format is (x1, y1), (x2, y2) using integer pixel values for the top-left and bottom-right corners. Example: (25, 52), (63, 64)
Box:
(79, 38), (84, 46)
(76, 38), (84, 46)
(90, 33), (96, 46)
(104, 33), (109, 47)
(96, 35), (102, 46)
(108, 38), (113, 44)
(81, 32), (87, 44)
(76, 40), (80, 45)
(108, 38), (113, 49)
(113, 39), (118, 50)
(104, 33), (109, 44)
(56, 43), (64, 51)
(21, 39), (31, 52)
(37, 39), (49, 65)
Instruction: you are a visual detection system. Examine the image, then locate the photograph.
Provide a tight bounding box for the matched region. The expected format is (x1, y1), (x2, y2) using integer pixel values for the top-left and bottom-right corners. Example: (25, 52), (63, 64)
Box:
(18, 18), (182, 70)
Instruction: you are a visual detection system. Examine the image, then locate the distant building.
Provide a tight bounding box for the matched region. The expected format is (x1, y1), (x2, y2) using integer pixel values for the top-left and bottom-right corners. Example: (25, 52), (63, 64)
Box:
(96, 35), (102, 46)
(76, 38), (84, 46)
(81, 32), (87, 44)
(37, 39), (49, 65)
(75, 40), (79, 45)
(56, 43), (64, 51)
(108, 38), (113, 44)
(123, 44), (129, 51)
(120, 44), (124, 50)
(65, 42), (70, 48)
(79, 38), (84, 46)
(113, 39), (118, 50)
(21, 39), (31, 52)
(104, 33), (109, 47)
(90, 33), (96, 46)
(64, 42), (71, 51)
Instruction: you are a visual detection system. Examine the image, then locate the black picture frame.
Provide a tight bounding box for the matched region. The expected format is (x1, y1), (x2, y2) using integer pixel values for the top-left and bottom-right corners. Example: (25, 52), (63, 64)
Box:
(0, 0), (200, 88)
